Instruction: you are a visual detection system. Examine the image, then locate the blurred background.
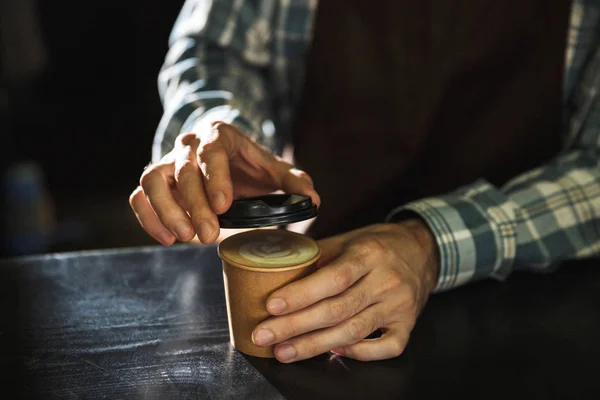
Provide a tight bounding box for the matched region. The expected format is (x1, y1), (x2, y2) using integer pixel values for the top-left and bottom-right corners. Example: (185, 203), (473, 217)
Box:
(0, 0), (186, 257)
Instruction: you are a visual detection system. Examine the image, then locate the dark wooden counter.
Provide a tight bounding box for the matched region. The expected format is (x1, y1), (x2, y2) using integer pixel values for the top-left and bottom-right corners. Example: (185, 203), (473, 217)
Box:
(1, 244), (598, 399)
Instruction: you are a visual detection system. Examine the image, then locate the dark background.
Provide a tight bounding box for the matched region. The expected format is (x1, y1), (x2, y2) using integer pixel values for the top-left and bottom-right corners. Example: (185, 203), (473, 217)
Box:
(1, 0), (187, 256)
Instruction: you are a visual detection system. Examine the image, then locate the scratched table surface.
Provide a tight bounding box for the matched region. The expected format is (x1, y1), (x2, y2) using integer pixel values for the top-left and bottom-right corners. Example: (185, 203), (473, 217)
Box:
(0, 244), (598, 400)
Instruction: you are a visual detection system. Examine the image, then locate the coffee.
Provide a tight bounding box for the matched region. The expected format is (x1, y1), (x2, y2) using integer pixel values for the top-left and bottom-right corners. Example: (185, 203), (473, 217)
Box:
(217, 229), (321, 357)
(218, 229), (319, 269)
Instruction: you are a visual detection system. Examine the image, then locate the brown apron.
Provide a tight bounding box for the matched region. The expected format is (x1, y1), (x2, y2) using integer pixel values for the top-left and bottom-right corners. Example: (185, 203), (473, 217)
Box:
(291, 0), (570, 239)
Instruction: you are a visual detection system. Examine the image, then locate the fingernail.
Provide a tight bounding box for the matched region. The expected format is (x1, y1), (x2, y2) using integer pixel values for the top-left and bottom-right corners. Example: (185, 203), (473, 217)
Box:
(158, 231), (173, 245)
(267, 298), (287, 314)
(253, 329), (275, 346)
(331, 347), (345, 356)
(198, 220), (214, 242)
(212, 191), (226, 210)
(174, 222), (192, 240)
(276, 343), (297, 362)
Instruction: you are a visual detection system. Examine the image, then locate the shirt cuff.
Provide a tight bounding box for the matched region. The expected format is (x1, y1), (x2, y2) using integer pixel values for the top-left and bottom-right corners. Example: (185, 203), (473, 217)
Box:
(386, 180), (518, 293)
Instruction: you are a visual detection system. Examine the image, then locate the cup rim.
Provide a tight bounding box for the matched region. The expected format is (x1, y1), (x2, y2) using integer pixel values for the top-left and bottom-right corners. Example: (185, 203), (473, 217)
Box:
(217, 230), (321, 272)
(219, 250), (321, 272)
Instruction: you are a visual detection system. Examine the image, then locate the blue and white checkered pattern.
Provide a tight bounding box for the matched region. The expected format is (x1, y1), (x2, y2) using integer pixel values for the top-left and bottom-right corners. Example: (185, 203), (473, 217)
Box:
(154, 0), (600, 292)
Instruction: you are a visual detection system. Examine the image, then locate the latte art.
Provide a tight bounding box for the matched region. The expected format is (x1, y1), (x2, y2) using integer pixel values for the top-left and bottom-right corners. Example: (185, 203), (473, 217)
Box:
(239, 235), (311, 266)
(249, 244), (292, 258)
(219, 229), (320, 269)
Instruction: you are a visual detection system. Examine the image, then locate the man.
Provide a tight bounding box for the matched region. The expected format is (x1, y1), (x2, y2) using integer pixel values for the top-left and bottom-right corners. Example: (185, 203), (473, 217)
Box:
(129, 0), (600, 363)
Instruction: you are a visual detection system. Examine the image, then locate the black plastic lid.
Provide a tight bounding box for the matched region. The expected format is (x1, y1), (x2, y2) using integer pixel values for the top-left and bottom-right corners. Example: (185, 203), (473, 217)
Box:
(217, 194), (318, 228)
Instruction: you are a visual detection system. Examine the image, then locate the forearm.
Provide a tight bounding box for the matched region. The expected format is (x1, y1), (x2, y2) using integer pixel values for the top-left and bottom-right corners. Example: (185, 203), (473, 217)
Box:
(388, 149), (600, 292)
(153, 0), (279, 162)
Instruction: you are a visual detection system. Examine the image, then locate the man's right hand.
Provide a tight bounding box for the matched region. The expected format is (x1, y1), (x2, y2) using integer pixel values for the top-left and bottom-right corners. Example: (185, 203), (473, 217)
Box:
(129, 122), (320, 246)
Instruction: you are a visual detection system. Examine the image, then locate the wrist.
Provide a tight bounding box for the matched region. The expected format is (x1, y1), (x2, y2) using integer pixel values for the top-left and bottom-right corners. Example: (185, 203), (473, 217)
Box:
(396, 217), (441, 294)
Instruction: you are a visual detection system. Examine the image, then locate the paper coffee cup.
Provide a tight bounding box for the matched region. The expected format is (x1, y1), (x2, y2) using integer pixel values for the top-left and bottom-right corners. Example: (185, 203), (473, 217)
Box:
(217, 229), (321, 358)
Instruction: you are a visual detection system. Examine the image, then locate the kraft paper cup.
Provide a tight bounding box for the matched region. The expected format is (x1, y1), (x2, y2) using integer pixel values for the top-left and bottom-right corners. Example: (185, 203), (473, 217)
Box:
(217, 229), (321, 358)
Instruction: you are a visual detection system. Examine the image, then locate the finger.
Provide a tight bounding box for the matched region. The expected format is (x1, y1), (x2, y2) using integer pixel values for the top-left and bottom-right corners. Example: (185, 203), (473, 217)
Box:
(280, 167), (321, 208)
(197, 123), (236, 214)
(139, 164), (195, 242)
(129, 186), (176, 246)
(174, 135), (219, 244)
(272, 304), (386, 363)
(331, 323), (411, 361)
(261, 148), (320, 206)
(266, 244), (373, 315)
(253, 274), (375, 346)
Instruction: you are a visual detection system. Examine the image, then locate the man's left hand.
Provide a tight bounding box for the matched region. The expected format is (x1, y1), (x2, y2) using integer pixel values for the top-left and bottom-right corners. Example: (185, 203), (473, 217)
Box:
(251, 220), (440, 362)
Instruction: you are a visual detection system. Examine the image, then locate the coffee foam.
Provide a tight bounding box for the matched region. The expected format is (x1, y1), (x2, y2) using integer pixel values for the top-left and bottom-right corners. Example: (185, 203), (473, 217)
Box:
(219, 229), (320, 269)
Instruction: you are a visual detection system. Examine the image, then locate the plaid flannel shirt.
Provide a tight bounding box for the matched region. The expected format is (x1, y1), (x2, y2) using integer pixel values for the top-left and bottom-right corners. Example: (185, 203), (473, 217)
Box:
(154, 0), (600, 292)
